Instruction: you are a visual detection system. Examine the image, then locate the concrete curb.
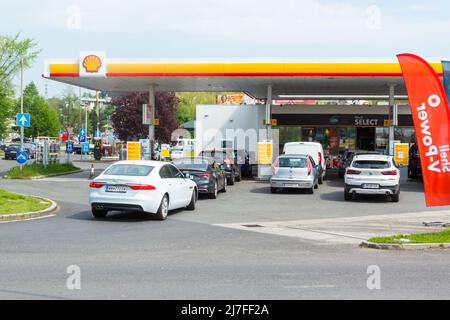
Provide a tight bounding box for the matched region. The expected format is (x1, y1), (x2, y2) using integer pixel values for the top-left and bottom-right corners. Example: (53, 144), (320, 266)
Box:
(0, 195), (57, 223)
(360, 241), (450, 250)
(3, 169), (83, 180)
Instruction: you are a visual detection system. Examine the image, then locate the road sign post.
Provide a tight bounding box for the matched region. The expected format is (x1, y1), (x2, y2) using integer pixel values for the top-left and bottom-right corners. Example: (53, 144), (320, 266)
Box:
(16, 113), (31, 171)
(66, 141), (74, 163)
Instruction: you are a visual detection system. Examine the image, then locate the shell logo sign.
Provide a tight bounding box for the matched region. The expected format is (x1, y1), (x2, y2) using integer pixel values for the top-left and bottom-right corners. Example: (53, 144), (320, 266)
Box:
(79, 52), (106, 77)
(82, 55), (102, 73)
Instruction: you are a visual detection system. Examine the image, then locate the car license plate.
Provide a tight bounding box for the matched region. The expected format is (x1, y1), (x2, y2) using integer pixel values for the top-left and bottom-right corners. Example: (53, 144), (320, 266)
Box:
(284, 183), (298, 188)
(362, 183), (379, 189)
(105, 185), (127, 193)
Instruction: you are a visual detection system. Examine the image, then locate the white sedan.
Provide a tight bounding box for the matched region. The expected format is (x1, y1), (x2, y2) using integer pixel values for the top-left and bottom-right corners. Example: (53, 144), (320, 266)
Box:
(89, 160), (198, 220)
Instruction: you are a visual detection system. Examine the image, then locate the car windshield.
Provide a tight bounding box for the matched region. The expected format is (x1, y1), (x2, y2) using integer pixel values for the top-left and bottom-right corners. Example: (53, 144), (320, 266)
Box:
(104, 164), (154, 176)
(200, 151), (228, 163)
(173, 162), (208, 171)
(278, 157), (308, 168)
(8, 145), (20, 150)
(353, 160), (390, 169)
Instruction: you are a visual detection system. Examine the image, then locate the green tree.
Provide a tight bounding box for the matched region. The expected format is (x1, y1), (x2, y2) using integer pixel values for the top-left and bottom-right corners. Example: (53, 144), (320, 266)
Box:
(17, 82), (60, 137)
(0, 86), (13, 138)
(176, 92), (218, 124)
(0, 33), (39, 139)
(0, 34), (39, 86)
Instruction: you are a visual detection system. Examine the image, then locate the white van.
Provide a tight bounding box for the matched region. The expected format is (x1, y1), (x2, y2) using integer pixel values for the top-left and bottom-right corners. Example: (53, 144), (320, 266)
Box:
(171, 139), (195, 159)
(283, 142), (326, 183)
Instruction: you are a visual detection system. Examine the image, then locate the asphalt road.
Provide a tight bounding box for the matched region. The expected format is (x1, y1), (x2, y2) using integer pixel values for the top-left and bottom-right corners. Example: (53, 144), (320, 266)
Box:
(0, 160), (450, 299)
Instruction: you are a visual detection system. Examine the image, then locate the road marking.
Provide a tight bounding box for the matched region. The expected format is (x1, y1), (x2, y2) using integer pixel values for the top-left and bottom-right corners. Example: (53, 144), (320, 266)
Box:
(283, 284), (335, 289)
(214, 210), (450, 244)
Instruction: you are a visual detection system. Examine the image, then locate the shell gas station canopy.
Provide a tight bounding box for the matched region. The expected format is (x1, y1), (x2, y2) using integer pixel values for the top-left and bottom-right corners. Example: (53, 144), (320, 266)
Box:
(44, 53), (444, 98)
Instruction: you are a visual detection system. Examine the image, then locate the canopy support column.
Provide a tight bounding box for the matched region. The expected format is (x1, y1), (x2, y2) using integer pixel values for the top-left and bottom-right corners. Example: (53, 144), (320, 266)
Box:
(149, 85), (156, 159)
(388, 84), (397, 155)
(265, 84), (272, 140)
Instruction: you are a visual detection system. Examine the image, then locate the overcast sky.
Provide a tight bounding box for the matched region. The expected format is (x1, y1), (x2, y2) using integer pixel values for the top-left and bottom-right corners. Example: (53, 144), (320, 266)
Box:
(2, 0), (450, 97)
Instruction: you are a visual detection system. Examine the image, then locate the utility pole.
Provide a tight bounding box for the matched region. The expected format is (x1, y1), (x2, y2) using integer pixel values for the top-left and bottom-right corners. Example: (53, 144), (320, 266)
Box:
(96, 91), (99, 136)
(20, 58), (24, 153)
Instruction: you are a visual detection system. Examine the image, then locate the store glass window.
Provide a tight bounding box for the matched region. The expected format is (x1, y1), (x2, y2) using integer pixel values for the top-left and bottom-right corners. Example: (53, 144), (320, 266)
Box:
(375, 128), (389, 154)
(395, 128), (416, 144)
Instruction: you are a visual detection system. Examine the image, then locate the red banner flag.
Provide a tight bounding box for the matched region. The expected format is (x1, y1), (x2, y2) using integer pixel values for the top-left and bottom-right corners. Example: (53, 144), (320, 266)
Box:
(397, 53), (450, 207)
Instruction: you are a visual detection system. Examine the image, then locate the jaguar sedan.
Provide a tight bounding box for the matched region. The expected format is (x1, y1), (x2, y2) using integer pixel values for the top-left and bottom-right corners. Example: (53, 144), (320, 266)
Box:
(89, 160), (198, 220)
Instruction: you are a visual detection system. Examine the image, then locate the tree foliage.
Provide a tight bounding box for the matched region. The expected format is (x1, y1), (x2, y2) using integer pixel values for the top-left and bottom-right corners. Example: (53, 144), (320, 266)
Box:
(0, 33), (39, 87)
(176, 92), (218, 124)
(111, 92), (179, 143)
(0, 33), (39, 139)
(0, 85), (13, 138)
(16, 82), (60, 137)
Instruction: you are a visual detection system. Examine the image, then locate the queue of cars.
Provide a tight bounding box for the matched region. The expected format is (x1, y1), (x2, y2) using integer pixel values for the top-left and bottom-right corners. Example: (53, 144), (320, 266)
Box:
(88, 142), (405, 221)
(89, 147), (245, 220)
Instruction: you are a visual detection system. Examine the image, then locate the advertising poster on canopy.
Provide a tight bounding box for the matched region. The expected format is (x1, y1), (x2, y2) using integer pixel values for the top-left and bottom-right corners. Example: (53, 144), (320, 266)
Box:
(397, 53), (450, 207)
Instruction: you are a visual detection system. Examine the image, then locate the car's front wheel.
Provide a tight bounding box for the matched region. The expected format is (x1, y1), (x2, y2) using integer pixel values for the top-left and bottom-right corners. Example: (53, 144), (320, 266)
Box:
(155, 194), (169, 220)
(227, 174), (235, 186)
(210, 182), (218, 199)
(92, 208), (108, 218)
(186, 190), (197, 210)
(221, 178), (227, 192)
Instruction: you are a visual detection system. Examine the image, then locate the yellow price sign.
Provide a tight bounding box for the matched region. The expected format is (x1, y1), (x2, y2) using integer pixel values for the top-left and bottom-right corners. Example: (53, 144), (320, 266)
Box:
(161, 149), (170, 158)
(257, 142), (272, 165)
(394, 143), (409, 166)
(126, 141), (141, 160)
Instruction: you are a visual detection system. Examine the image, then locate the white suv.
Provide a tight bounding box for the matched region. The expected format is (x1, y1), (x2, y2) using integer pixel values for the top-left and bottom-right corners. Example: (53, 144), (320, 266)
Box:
(344, 154), (400, 202)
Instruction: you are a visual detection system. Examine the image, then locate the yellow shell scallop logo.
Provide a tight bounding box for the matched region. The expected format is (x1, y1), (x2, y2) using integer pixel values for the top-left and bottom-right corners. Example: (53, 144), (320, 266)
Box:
(82, 55), (102, 73)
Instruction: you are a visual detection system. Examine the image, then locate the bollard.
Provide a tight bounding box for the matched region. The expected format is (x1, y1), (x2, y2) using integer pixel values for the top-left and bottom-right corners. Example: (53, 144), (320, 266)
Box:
(89, 163), (95, 180)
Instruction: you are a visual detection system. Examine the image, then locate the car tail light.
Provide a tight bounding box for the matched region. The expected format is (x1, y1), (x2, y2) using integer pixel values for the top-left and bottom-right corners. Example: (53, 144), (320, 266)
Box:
(318, 152), (322, 165)
(194, 173), (211, 178)
(307, 159), (312, 176)
(126, 184), (156, 190)
(271, 158), (279, 175)
(381, 170), (398, 176)
(346, 169), (361, 175)
(89, 182), (104, 188)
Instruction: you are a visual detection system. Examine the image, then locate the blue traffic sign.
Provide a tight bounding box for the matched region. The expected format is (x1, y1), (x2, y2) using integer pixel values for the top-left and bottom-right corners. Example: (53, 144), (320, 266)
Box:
(16, 151), (28, 165)
(79, 128), (86, 136)
(16, 113), (31, 127)
(79, 135), (86, 143)
(66, 142), (74, 154)
(81, 142), (90, 154)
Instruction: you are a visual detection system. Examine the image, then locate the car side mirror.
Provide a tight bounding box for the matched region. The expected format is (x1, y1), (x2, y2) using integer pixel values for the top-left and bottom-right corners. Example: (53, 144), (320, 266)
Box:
(183, 172), (191, 179)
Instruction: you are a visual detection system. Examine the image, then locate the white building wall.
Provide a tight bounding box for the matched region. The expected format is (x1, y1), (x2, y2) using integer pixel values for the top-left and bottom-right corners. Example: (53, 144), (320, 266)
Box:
(195, 104), (265, 159)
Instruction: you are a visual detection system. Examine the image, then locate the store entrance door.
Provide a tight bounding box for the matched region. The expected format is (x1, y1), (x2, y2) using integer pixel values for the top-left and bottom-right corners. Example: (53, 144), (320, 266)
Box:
(357, 127), (375, 151)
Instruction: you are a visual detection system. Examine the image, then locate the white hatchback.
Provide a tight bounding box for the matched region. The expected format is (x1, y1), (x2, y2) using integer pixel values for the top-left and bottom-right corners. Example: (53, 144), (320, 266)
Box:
(89, 160), (198, 220)
(344, 154), (400, 202)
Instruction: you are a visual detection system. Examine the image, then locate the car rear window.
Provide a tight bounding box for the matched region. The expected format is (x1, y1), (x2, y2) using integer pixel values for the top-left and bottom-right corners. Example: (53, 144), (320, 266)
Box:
(173, 162), (208, 171)
(353, 160), (390, 169)
(104, 164), (154, 176)
(278, 157), (308, 168)
(200, 151), (229, 163)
